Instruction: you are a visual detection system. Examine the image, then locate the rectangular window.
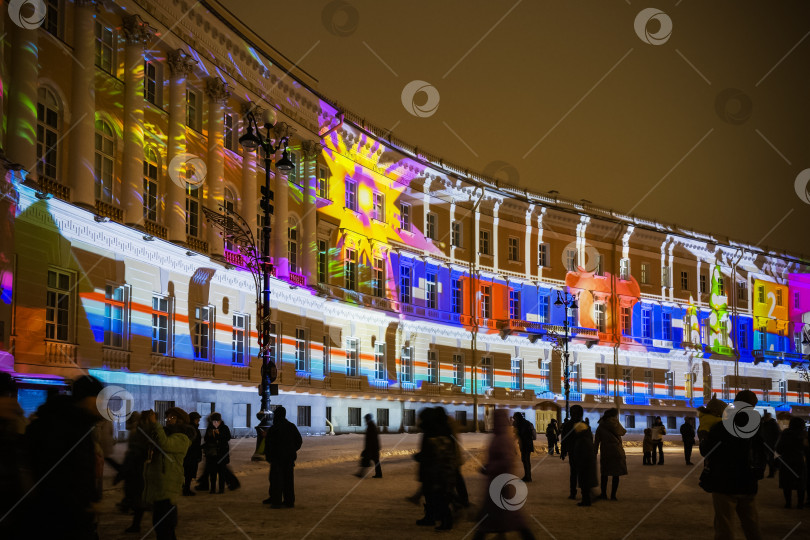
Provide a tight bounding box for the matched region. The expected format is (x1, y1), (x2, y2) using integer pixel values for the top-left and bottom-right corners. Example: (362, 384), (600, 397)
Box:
(738, 281), (747, 301)
(481, 356), (494, 388)
(326, 406), (332, 423)
(799, 390), (805, 405)
(795, 292), (801, 309)
(565, 249), (577, 272)
(662, 312), (672, 341)
(596, 365), (608, 394)
(427, 350), (438, 383)
(94, 21), (114, 74)
(232, 403), (250, 428)
(46, 270), (71, 342)
(509, 290), (521, 320)
(400, 265), (412, 304)
(700, 274), (708, 294)
(317, 168), (329, 199)
(481, 285), (492, 319)
(268, 322), (277, 367)
(796, 332), (803, 354)
(622, 367), (632, 395)
(318, 240), (328, 284)
(152, 296), (171, 355)
(426, 213), (437, 240)
(372, 192), (385, 221)
(143, 157), (159, 222)
(186, 88), (200, 131)
(295, 328), (308, 372)
(721, 379), (730, 400)
(453, 354), (464, 387)
(404, 409), (416, 427)
(374, 342), (386, 380)
(595, 255), (604, 276)
(223, 113), (235, 152)
(154, 401), (176, 426)
(322, 334), (331, 374)
(757, 285), (765, 303)
(377, 408), (390, 428)
(642, 308), (652, 339)
(665, 371), (675, 397)
(346, 338), (358, 377)
(540, 360), (550, 391)
(479, 230), (490, 255)
(344, 248), (357, 291)
(758, 329), (766, 351)
(186, 187), (200, 238)
(641, 263), (650, 285)
(232, 313), (248, 364)
(193, 306), (212, 361)
(297, 406), (311, 427)
(567, 305), (578, 328)
(667, 416), (677, 430)
(570, 363), (581, 392)
(455, 410), (467, 426)
(104, 284), (127, 348)
(539, 295), (549, 323)
(738, 324), (748, 349)
(538, 243), (548, 267)
(508, 237), (520, 262)
(401, 347), (413, 383)
(621, 306), (631, 335)
(620, 258), (630, 280)
(511, 358), (523, 390)
(645, 370), (654, 396)
(625, 415), (636, 429)
(594, 303), (606, 333)
(718, 277), (725, 296)
(372, 257), (385, 298)
(288, 153), (299, 186)
(680, 271), (689, 290)
(345, 180), (357, 211)
(144, 61), (159, 105)
(662, 266), (672, 288)
(780, 380), (787, 402)
(777, 289), (783, 306)
(348, 407), (361, 427)
(451, 222), (462, 248)
(425, 272), (437, 309)
(44, 0), (61, 38)
(399, 202), (411, 231)
(451, 279), (463, 314)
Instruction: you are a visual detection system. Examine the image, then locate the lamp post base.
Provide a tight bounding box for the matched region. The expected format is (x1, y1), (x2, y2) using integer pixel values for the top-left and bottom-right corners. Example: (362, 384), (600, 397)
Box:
(251, 409), (274, 461)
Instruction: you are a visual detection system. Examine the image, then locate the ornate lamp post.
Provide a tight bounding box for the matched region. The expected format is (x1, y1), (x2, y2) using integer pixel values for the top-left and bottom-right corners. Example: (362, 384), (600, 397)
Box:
(205, 109), (293, 459)
(554, 290), (578, 419)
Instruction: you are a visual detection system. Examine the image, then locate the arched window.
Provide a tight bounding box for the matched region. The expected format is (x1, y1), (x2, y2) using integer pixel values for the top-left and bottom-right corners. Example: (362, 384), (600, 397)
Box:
(288, 218), (299, 273)
(143, 147), (159, 222)
(224, 188), (236, 251)
(37, 88), (60, 183)
(94, 119), (115, 203)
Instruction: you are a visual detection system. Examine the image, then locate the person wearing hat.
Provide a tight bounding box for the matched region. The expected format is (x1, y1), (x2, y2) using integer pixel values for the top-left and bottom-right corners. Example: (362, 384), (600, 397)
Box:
(183, 412), (203, 496)
(202, 412), (235, 494)
(355, 413), (382, 478)
(143, 406), (195, 539)
(700, 390), (766, 540)
(512, 412), (535, 482)
(263, 406), (303, 508)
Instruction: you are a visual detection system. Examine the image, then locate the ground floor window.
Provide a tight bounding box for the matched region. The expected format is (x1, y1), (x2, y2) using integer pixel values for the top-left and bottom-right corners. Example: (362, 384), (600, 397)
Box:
(233, 403), (250, 428)
(298, 406), (312, 427)
(155, 400), (175, 425)
(625, 415), (635, 428)
(403, 409), (416, 427)
(348, 407), (361, 426)
(455, 410), (467, 426)
(376, 408), (389, 428)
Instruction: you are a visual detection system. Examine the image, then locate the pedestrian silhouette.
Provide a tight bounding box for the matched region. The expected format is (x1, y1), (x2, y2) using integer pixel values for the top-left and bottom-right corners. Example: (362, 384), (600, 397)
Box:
(263, 406), (303, 508)
(545, 418), (560, 455)
(183, 411), (203, 495)
(594, 408), (627, 500)
(776, 416), (807, 509)
(680, 417), (696, 466)
(356, 413), (382, 478)
(512, 412), (534, 482)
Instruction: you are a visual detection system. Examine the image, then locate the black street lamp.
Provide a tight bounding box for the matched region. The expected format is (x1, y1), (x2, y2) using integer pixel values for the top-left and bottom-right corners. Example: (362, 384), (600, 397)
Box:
(554, 290), (578, 419)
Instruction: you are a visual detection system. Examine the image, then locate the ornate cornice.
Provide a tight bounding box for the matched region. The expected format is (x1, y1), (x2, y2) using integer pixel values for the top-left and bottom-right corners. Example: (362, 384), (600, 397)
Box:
(122, 14), (155, 46)
(167, 48), (197, 76)
(300, 140), (323, 161)
(205, 77), (231, 103)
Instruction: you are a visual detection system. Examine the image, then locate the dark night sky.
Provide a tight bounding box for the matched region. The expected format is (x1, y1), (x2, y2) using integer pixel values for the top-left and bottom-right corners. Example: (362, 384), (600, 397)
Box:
(219, 0), (810, 258)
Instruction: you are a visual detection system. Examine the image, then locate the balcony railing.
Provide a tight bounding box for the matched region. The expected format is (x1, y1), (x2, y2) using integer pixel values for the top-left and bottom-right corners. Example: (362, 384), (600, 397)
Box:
(371, 379), (389, 392)
(95, 200), (123, 222)
(186, 236), (208, 253)
(45, 341), (77, 366)
(39, 177), (70, 201)
(193, 360), (214, 379)
(289, 271), (307, 287)
(102, 348), (130, 371)
(150, 354), (174, 375)
(501, 319), (599, 340)
(754, 349), (807, 366)
(144, 219), (167, 240)
(224, 249), (245, 267)
(346, 377), (362, 391)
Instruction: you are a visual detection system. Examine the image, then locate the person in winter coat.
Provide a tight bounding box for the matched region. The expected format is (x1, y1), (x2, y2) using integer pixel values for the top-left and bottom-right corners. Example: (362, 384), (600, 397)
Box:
(546, 419), (560, 455)
(414, 407), (458, 530)
(0, 372), (31, 540)
(449, 415), (469, 508)
(594, 408), (627, 500)
(776, 417), (808, 509)
(473, 409), (536, 540)
(699, 390), (766, 540)
(183, 412), (203, 496)
(142, 407), (194, 540)
(513, 412), (535, 482)
(697, 394), (727, 443)
(263, 405), (303, 508)
(356, 413), (382, 478)
(680, 417), (697, 466)
(119, 411), (151, 533)
(650, 416), (666, 464)
(642, 428), (654, 465)
(760, 411), (780, 478)
(203, 412), (236, 493)
(568, 405), (598, 506)
(25, 375), (106, 540)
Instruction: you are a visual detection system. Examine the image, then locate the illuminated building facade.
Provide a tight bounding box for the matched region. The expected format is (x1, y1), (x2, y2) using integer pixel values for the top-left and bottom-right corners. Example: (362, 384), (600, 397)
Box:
(1, 0), (809, 436)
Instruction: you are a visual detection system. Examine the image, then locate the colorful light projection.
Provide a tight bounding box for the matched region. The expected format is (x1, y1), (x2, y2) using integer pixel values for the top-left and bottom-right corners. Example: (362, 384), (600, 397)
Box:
(685, 299), (701, 348)
(753, 279), (790, 336)
(707, 264), (732, 354)
(565, 269), (641, 339)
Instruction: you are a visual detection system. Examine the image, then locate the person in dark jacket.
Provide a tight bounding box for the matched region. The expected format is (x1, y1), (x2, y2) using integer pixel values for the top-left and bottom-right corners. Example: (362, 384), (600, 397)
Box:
(203, 412), (236, 494)
(0, 372), (30, 540)
(567, 405), (597, 506)
(120, 411), (150, 533)
(776, 416), (808, 509)
(183, 412), (203, 496)
(700, 390), (766, 540)
(414, 407), (457, 530)
(356, 413), (382, 478)
(545, 418), (559, 455)
(594, 408), (627, 500)
(263, 406), (303, 508)
(680, 417), (696, 465)
(513, 412), (535, 482)
(651, 416), (666, 465)
(25, 375), (106, 539)
(760, 411), (780, 478)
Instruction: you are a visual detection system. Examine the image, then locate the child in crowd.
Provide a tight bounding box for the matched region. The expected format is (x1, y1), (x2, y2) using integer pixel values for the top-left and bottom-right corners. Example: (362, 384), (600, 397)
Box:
(642, 428), (653, 465)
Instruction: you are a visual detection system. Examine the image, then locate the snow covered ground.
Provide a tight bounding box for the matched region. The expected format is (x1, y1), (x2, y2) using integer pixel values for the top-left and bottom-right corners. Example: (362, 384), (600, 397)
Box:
(97, 433), (805, 539)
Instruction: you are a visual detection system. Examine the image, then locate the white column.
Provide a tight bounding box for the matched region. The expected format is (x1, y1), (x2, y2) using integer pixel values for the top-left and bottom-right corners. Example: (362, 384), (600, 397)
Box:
(524, 204), (534, 276)
(205, 77), (230, 259)
(166, 49), (197, 244)
(68, 0), (98, 208)
(6, 10), (39, 179)
(492, 201), (500, 269)
(121, 15), (153, 227)
(300, 140), (321, 285)
(272, 123), (294, 279)
(240, 104), (259, 240)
